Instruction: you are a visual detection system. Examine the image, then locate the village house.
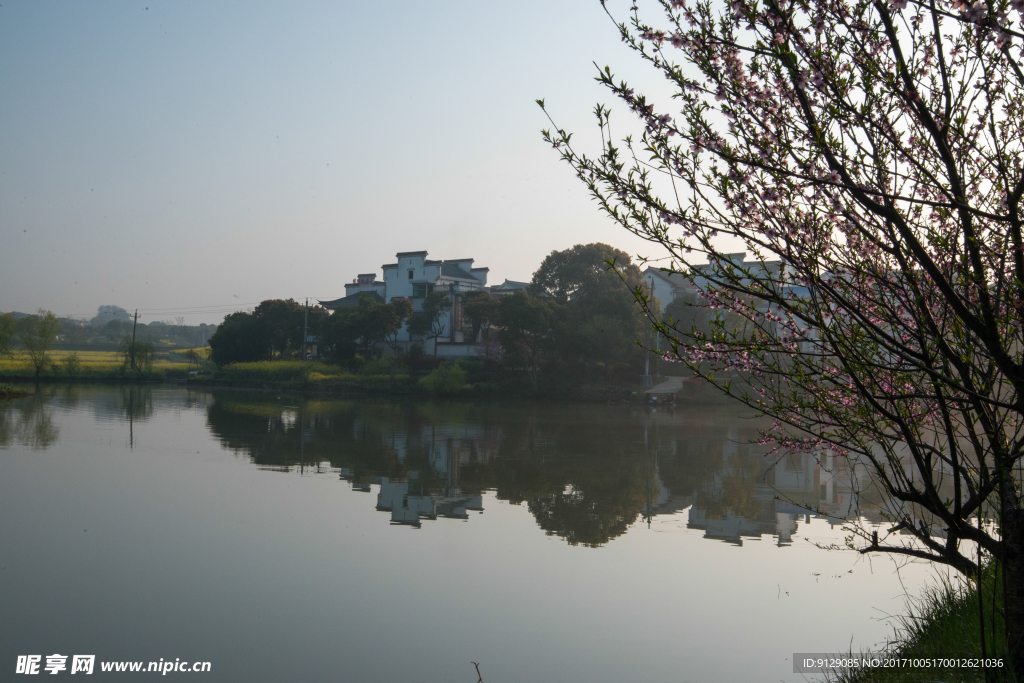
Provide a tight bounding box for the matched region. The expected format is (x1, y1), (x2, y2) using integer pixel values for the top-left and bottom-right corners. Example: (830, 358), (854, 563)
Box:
(320, 251), (491, 357)
(644, 253), (820, 353)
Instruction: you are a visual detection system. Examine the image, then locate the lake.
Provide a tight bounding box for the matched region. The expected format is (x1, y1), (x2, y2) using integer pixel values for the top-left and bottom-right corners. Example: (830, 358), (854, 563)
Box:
(1, 385), (943, 682)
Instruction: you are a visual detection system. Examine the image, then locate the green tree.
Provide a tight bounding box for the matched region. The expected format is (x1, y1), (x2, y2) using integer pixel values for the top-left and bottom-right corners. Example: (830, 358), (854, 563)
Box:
(319, 295), (406, 360)
(382, 298), (414, 355)
(18, 310), (62, 380)
(406, 291), (452, 357)
(533, 244), (640, 306)
(253, 299), (303, 359)
(461, 291), (500, 342)
(662, 295), (706, 337)
(209, 311), (268, 366)
(289, 303), (329, 358)
(118, 336), (154, 375)
(496, 292), (568, 393)
(0, 312), (17, 358)
(354, 295), (395, 357)
(320, 306), (361, 361)
(531, 243), (647, 369)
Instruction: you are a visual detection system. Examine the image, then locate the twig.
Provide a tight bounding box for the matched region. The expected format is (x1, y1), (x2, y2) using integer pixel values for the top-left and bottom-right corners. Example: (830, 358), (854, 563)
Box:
(471, 661), (483, 683)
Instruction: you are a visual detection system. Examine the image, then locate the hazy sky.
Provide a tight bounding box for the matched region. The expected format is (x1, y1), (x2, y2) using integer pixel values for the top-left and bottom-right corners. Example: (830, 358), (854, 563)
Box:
(1, 0), (666, 324)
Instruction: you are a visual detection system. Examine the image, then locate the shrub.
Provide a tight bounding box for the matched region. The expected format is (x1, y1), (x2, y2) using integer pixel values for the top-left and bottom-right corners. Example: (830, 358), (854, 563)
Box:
(59, 352), (82, 378)
(360, 357), (405, 376)
(453, 357), (485, 381)
(216, 361), (347, 383)
(418, 362), (468, 396)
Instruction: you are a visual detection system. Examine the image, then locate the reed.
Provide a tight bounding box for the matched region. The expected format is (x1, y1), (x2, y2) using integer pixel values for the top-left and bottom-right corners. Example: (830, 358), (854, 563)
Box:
(829, 563), (1015, 683)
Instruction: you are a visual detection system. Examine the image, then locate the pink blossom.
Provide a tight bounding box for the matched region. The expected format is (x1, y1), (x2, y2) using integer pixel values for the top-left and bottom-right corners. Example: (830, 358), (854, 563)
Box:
(965, 1), (987, 22)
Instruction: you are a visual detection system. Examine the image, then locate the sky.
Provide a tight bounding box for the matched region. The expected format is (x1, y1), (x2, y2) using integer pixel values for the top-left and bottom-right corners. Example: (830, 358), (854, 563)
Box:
(0, 0), (670, 324)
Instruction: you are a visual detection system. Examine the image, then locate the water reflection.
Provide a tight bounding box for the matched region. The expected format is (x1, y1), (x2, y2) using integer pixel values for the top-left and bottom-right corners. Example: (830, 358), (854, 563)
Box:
(2, 387), (940, 548)
(3, 387), (947, 683)
(0, 393), (59, 450)
(203, 393), (881, 547)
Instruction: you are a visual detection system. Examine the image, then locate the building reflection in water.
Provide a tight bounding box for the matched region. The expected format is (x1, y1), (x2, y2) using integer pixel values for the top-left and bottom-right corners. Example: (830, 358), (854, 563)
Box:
(200, 390), (936, 548)
(3, 386), (955, 547)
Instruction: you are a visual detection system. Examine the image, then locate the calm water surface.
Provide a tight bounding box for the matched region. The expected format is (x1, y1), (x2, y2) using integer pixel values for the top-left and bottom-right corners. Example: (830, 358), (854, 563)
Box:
(0, 386), (940, 682)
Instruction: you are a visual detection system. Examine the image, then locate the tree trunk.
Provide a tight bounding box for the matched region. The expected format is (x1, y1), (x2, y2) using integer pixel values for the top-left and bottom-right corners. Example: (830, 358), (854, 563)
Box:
(1004, 509), (1024, 676)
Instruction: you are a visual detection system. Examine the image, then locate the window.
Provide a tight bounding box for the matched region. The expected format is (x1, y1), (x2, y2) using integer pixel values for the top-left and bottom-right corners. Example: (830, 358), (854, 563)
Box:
(412, 284), (434, 298)
(408, 270), (413, 279)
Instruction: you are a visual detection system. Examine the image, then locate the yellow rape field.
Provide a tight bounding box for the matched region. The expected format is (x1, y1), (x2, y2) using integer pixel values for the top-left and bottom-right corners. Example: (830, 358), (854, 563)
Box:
(0, 350), (197, 378)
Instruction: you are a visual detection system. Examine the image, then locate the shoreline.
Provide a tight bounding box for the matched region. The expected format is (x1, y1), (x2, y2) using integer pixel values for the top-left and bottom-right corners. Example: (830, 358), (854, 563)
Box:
(0, 374), (707, 404)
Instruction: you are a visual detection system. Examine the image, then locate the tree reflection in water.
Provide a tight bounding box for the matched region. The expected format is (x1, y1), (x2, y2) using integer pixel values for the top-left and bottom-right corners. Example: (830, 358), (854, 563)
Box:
(0, 390), (59, 450)
(3, 388), (948, 546)
(203, 392), (905, 547)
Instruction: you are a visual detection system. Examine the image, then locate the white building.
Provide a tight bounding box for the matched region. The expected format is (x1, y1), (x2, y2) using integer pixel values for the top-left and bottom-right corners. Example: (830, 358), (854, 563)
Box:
(642, 253), (786, 312)
(321, 251), (491, 357)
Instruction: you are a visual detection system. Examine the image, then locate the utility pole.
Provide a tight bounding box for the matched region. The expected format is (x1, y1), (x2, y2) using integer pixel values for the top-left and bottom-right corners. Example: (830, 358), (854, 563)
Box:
(302, 299), (309, 361)
(641, 279), (654, 389)
(130, 309), (139, 372)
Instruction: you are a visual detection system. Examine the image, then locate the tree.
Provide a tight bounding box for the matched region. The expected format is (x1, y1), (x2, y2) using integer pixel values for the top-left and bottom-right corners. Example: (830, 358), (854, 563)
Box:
(320, 306), (361, 360)
(318, 295), (411, 359)
(253, 299), (303, 359)
(662, 294), (708, 338)
(407, 291), (452, 357)
(461, 291), (501, 342)
(0, 312), (17, 358)
(59, 352), (82, 378)
(544, 0), (1024, 668)
(18, 310), (62, 380)
(382, 298), (414, 355)
(532, 243), (641, 314)
(289, 303), (329, 357)
(352, 295), (399, 357)
(209, 311), (268, 366)
(118, 336), (154, 375)
(496, 292), (569, 393)
(531, 243), (648, 368)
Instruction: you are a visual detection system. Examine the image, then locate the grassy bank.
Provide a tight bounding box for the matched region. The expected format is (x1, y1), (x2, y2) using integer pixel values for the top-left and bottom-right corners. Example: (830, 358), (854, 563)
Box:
(829, 563), (1015, 683)
(188, 358), (646, 400)
(197, 360), (436, 395)
(0, 352), (649, 400)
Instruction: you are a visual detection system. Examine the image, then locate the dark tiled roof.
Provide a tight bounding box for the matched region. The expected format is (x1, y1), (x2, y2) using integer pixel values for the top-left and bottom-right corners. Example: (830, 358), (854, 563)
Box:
(491, 279), (530, 291)
(440, 263), (475, 280)
(319, 292), (385, 309)
(644, 268), (691, 286)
